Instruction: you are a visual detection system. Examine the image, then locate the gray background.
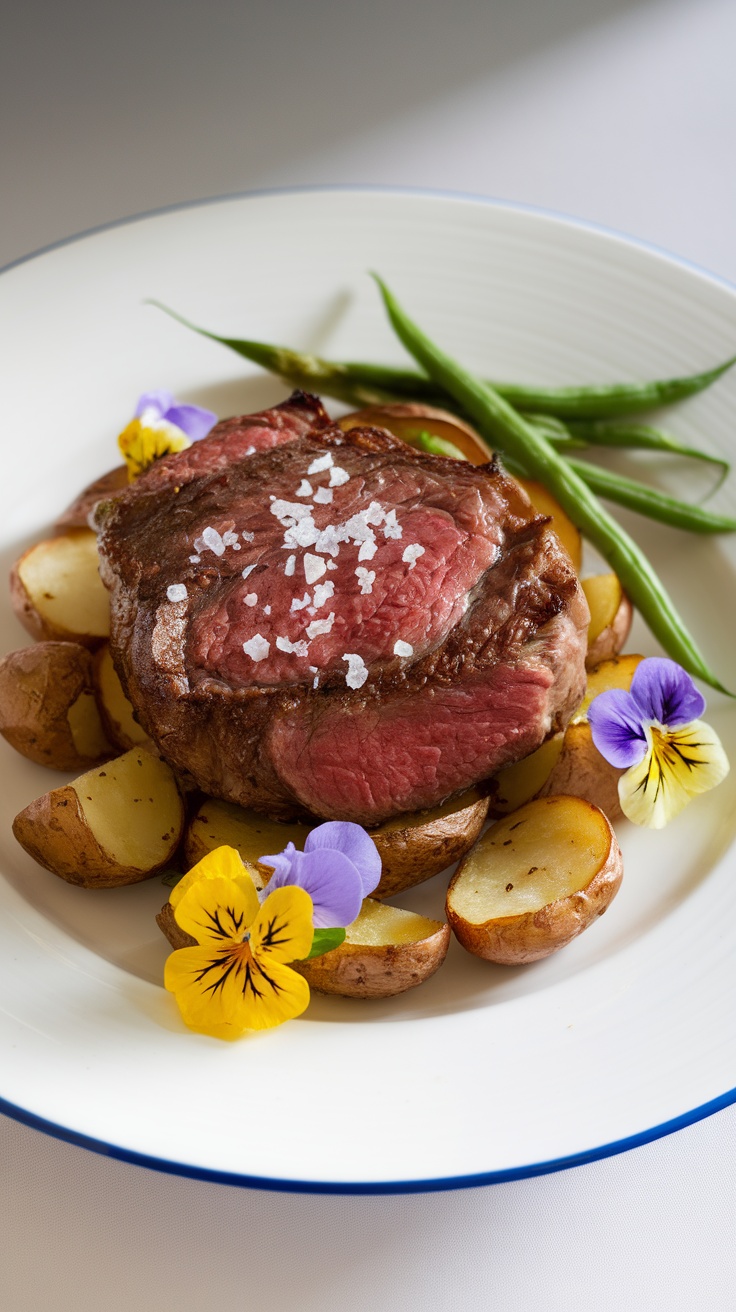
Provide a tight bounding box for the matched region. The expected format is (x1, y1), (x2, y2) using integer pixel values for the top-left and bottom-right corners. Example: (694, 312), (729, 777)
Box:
(2, 2), (735, 1308)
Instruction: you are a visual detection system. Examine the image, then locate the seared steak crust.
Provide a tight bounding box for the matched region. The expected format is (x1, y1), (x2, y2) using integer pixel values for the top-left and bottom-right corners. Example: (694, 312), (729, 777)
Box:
(95, 394), (588, 824)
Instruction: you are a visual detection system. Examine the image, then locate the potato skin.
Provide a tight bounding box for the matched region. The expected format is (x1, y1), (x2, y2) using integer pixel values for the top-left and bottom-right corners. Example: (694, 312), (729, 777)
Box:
(13, 784), (181, 889)
(585, 592), (634, 670)
(292, 925), (451, 998)
(537, 722), (624, 820)
(55, 466), (128, 531)
(446, 801), (623, 965)
(371, 793), (490, 898)
(0, 642), (112, 770)
(10, 530), (110, 648)
(156, 902), (451, 998)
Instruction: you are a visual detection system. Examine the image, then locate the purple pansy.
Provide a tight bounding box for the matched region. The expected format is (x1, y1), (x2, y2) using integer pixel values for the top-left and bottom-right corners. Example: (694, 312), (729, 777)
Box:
(588, 658), (705, 767)
(135, 389), (217, 442)
(259, 821), (381, 929)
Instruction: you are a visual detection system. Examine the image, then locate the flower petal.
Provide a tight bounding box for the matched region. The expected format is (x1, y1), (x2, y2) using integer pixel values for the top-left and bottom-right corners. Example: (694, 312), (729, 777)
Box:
(262, 848), (364, 927)
(173, 873), (260, 946)
(134, 389), (173, 419)
(629, 657), (705, 727)
(304, 821), (382, 895)
(250, 885), (315, 964)
(588, 688), (648, 768)
(619, 719), (730, 828)
(170, 845), (259, 909)
(118, 417), (191, 480)
(164, 403), (217, 442)
(258, 841), (299, 884)
(164, 943), (310, 1038)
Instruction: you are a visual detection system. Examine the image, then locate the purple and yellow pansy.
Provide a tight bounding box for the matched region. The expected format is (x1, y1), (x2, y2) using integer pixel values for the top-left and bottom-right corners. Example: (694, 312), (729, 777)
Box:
(588, 657), (729, 829)
(118, 389), (217, 480)
(165, 823), (381, 1039)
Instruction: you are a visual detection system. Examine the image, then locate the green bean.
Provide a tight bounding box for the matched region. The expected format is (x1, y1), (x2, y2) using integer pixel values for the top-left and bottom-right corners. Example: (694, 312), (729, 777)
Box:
(371, 274), (729, 694)
(563, 460), (736, 533)
(150, 301), (736, 422)
(565, 418), (728, 473)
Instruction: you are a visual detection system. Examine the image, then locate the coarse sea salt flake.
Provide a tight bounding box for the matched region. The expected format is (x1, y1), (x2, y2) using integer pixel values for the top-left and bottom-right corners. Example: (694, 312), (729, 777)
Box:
(329, 466), (350, 487)
(284, 518), (319, 549)
(296, 479), (313, 497)
(244, 593), (258, 607)
(291, 592), (312, 612)
(365, 501), (385, 526)
(313, 486), (333, 505)
(382, 510), (402, 540)
(271, 499), (312, 524)
(243, 635), (269, 662)
(197, 527), (225, 556)
(402, 543), (425, 569)
(264, 604), (271, 615)
(241, 530), (254, 542)
(166, 584), (187, 603)
(284, 555), (296, 577)
(222, 530), (239, 546)
(343, 653), (368, 690)
(394, 640), (413, 658)
(276, 636), (310, 657)
(189, 554), (200, 564)
(241, 563), (257, 580)
(358, 539), (377, 562)
(304, 554), (327, 584)
(355, 567), (375, 595)
(312, 580), (335, 609)
(306, 612), (335, 639)
(307, 452), (334, 475)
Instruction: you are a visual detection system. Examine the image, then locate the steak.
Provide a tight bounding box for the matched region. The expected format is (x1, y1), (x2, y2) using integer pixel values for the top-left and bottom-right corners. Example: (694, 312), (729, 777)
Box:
(95, 392), (589, 825)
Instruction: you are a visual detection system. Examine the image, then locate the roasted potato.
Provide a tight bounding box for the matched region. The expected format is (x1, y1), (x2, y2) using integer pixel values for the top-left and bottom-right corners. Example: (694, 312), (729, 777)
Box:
(446, 795), (623, 964)
(0, 642), (113, 770)
(490, 734), (564, 817)
(10, 528), (110, 647)
(92, 644), (154, 751)
(514, 478), (583, 573)
(539, 654), (643, 819)
(371, 789), (490, 896)
(55, 465), (128, 531)
(183, 798), (314, 878)
(13, 747), (185, 887)
(581, 573), (633, 669)
(295, 899), (449, 998)
(157, 894), (449, 998)
(183, 789), (489, 897)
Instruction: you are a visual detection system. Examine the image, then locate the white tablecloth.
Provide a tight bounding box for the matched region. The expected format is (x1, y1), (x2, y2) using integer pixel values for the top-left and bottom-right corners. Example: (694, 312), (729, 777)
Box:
(2, 2), (735, 1306)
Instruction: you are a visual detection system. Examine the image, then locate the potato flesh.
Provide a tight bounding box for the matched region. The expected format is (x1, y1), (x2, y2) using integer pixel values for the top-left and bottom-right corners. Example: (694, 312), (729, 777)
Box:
(573, 653), (643, 723)
(72, 749), (182, 869)
(451, 800), (610, 922)
(582, 574), (623, 644)
(18, 530), (110, 639)
(94, 645), (150, 748)
(187, 799), (312, 869)
(516, 479), (583, 572)
(345, 899), (443, 946)
(67, 691), (112, 759)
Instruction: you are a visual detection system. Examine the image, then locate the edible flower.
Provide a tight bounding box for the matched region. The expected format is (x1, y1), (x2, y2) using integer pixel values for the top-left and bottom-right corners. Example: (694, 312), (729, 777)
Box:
(260, 820), (382, 927)
(117, 388), (217, 480)
(588, 657), (729, 828)
(164, 846), (313, 1039)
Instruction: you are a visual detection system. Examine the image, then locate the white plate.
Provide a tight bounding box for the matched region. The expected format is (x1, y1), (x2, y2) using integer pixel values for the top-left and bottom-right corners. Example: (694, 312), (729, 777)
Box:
(1, 188), (735, 1193)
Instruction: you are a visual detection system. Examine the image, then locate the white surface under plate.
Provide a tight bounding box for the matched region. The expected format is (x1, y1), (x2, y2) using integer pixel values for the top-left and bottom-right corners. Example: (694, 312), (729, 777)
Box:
(1, 188), (735, 1192)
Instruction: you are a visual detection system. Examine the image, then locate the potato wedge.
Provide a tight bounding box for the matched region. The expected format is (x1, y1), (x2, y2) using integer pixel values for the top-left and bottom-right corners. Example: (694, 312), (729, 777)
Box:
(538, 654), (643, 819)
(183, 790), (489, 897)
(183, 798), (314, 878)
(446, 796), (623, 964)
(338, 403), (490, 465)
(293, 899), (450, 998)
(490, 734), (564, 817)
(581, 573), (633, 669)
(156, 895), (449, 998)
(10, 528), (110, 647)
(55, 466), (128, 531)
(371, 789), (490, 897)
(13, 747), (185, 887)
(515, 479), (583, 573)
(92, 644), (153, 751)
(0, 642), (113, 770)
